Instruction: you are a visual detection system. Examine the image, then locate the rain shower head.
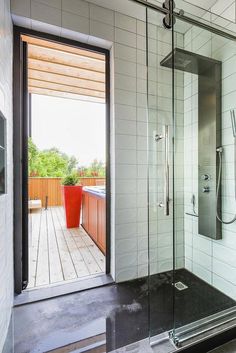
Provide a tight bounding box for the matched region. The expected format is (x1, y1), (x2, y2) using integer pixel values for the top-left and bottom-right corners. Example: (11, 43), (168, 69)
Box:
(160, 48), (221, 76)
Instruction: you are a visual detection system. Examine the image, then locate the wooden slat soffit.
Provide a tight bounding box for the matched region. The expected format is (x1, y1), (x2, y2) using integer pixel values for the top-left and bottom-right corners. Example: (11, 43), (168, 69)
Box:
(21, 35), (106, 103)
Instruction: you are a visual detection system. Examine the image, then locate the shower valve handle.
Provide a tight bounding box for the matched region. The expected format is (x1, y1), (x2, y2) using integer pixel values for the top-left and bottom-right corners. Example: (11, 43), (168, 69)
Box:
(155, 134), (164, 142)
(201, 174), (210, 181)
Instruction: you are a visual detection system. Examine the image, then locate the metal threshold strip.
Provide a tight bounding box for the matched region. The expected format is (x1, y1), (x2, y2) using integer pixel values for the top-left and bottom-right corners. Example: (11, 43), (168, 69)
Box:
(172, 306), (236, 348)
(129, 0), (236, 42)
(149, 307), (236, 350)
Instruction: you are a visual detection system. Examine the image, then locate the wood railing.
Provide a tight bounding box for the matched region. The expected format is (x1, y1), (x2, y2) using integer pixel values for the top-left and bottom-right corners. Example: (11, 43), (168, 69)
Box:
(28, 177), (106, 207)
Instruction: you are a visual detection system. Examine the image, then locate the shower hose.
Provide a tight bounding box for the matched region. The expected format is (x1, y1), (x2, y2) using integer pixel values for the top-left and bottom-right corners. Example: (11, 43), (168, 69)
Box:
(216, 143), (236, 224)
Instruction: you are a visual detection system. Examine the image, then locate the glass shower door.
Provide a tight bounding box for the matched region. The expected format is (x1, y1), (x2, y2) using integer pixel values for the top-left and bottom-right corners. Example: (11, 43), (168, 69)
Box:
(172, 4), (236, 348)
(147, 1), (236, 350)
(146, 6), (177, 347)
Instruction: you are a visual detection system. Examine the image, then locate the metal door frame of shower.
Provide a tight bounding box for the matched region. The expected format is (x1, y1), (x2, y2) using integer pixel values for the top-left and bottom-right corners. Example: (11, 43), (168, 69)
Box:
(130, 0), (236, 42)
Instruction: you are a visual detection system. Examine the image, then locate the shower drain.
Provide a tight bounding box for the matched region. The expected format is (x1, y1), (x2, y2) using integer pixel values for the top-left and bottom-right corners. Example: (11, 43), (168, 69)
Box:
(174, 282), (188, 291)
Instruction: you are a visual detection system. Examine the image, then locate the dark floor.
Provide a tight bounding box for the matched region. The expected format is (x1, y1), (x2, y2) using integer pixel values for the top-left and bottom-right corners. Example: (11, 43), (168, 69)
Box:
(209, 339), (236, 353)
(13, 269), (235, 353)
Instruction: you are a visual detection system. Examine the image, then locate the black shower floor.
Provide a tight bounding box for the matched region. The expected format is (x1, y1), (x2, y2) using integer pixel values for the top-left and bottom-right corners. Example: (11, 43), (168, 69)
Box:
(13, 269), (235, 353)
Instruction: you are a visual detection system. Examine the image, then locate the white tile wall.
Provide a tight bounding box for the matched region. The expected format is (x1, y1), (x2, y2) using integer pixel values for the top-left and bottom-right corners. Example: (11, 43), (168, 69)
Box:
(0, 0), (13, 351)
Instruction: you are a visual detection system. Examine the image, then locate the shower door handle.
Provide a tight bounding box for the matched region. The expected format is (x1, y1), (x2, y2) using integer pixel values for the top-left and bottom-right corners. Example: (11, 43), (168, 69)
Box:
(164, 125), (170, 216)
(155, 125), (170, 216)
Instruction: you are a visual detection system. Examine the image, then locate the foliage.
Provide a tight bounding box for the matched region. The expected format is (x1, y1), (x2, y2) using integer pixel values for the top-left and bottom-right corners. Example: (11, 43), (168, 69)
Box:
(61, 173), (80, 186)
(28, 138), (78, 177)
(28, 138), (39, 176)
(28, 139), (105, 179)
(78, 159), (105, 178)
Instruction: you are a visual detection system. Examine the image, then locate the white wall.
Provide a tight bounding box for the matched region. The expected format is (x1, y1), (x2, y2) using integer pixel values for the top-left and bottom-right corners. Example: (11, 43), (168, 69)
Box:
(0, 0), (13, 351)
(183, 0), (236, 300)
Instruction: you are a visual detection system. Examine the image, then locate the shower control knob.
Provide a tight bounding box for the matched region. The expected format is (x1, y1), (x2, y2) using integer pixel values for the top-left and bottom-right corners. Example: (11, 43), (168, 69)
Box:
(201, 174), (210, 181)
(202, 186), (210, 193)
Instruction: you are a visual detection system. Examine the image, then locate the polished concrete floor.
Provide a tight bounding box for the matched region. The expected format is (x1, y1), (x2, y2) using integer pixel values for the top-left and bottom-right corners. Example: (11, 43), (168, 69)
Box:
(209, 340), (236, 353)
(13, 269), (235, 353)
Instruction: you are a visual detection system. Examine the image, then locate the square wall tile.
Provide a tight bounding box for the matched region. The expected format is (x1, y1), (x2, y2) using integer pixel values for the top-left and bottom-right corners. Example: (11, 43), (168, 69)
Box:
(62, 11), (89, 34)
(62, 0), (89, 17)
(90, 3), (114, 26)
(31, 1), (61, 26)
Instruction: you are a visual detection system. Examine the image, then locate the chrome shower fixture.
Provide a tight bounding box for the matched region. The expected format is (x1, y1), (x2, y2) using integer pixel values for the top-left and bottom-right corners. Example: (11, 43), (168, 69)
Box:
(191, 194), (197, 215)
(216, 109), (236, 224)
(230, 109), (236, 138)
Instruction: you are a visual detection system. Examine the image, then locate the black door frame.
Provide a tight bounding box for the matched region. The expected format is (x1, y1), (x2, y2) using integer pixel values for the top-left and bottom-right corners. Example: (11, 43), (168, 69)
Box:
(13, 26), (111, 294)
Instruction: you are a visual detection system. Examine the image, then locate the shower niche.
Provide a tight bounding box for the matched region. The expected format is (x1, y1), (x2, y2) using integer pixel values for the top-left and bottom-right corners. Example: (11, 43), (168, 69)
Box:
(161, 48), (222, 240)
(0, 111), (6, 195)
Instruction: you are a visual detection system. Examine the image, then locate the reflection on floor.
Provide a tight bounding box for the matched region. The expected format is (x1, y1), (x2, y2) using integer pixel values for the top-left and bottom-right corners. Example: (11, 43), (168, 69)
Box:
(209, 340), (236, 353)
(14, 269), (235, 353)
(28, 206), (105, 288)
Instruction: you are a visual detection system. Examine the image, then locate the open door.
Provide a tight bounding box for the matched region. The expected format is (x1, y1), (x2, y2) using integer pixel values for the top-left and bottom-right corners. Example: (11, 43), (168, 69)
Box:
(14, 27), (111, 295)
(13, 32), (29, 293)
(22, 40), (29, 290)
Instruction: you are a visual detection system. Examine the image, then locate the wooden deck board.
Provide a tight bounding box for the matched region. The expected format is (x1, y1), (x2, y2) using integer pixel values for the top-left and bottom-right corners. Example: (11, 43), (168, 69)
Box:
(35, 209), (50, 286)
(28, 206), (105, 289)
(28, 211), (41, 288)
(47, 209), (64, 284)
(54, 207), (90, 278)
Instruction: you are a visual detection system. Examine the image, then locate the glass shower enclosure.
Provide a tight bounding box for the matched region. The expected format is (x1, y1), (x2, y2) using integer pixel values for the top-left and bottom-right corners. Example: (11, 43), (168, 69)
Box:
(146, 0), (236, 350)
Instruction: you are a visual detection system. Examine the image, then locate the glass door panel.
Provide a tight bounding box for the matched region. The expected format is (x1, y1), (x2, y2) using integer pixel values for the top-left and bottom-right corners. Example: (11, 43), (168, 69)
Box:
(147, 1), (236, 349)
(172, 7), (236, 347)
(147, 6), (176, 346)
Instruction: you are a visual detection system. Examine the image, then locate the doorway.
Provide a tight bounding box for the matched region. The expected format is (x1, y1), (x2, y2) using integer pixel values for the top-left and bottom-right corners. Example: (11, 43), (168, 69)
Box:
(13, 28), (111, 294)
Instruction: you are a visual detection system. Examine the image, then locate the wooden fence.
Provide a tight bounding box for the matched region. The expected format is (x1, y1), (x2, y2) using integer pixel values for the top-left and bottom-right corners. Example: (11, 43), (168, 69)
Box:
(28, 177), (105, 207)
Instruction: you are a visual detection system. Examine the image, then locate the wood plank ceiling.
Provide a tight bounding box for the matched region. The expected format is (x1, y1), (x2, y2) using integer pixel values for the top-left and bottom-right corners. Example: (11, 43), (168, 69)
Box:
(21, 35), (106, 103)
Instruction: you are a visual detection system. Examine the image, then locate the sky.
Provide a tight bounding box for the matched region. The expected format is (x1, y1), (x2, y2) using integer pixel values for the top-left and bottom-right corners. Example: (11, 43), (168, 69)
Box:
(31, 94), (106, 167)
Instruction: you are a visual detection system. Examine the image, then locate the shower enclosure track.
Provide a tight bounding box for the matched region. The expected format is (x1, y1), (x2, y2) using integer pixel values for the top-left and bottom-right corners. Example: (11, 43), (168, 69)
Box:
(171, 306), (236, 347)
(130, 0), (236, 42)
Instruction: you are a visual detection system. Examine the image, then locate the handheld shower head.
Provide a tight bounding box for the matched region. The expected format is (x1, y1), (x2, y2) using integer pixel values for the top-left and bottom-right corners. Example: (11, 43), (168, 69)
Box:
(216, 109), (236, 224)
(230, 109), (236, 138)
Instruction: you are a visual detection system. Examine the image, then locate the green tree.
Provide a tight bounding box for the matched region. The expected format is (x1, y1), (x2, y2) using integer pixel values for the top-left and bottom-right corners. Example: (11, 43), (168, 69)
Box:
(68, 156), (78, 173)
(78, 159), (105, 177)
(28, 138), (40, 176)
(28, 139), (78, 177)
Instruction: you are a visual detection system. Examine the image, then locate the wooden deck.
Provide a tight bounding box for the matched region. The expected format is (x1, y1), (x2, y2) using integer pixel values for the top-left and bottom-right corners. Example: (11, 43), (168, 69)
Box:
(28, 206), (105, 289)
